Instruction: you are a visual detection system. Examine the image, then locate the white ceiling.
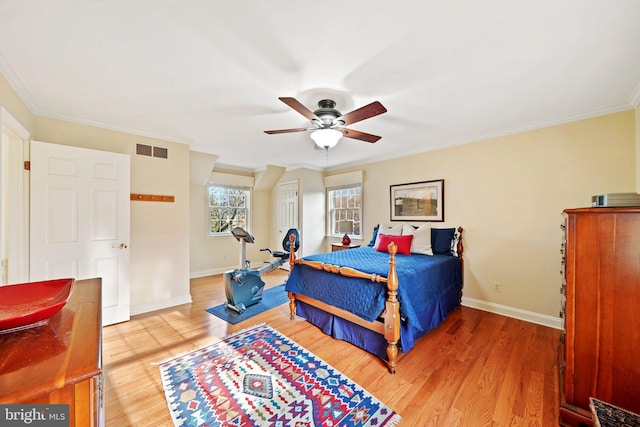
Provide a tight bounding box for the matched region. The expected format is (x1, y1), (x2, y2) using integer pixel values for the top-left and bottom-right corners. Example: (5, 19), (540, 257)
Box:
(1, 1), (639, 171)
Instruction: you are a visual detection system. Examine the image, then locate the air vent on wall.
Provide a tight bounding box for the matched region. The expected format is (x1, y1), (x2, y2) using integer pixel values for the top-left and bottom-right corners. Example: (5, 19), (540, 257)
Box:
(153, 146), (168, 159)
(136, 143), (168, 159)
(136, 143), (152, 156)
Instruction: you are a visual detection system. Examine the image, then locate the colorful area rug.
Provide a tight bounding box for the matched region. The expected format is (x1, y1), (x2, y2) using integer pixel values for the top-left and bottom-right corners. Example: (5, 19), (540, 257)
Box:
(158, 323), (401, 426)
(205, 284), (289, 325)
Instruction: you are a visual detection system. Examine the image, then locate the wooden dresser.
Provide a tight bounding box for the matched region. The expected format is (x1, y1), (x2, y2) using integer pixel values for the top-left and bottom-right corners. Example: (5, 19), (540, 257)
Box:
(560, 208), (640, 426)
(0, 278), (103, 426)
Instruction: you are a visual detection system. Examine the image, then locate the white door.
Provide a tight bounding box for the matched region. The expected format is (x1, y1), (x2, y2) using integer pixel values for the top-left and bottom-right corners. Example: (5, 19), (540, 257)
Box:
(30, 141), (131, 326)
(0, 111), (30, 285)
(278, 180), (298, 254)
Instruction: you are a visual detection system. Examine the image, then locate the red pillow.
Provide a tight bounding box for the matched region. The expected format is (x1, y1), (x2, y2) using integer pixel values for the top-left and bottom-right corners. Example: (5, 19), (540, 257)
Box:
(375, 234), (413, 255)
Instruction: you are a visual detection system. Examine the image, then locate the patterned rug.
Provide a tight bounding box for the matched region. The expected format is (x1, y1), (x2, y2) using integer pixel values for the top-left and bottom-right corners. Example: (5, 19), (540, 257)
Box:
(158, 323), (401, 426)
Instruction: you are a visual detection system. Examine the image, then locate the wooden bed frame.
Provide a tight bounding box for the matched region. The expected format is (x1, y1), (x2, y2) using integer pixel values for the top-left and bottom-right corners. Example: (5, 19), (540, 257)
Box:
(287, 226), (464, 374)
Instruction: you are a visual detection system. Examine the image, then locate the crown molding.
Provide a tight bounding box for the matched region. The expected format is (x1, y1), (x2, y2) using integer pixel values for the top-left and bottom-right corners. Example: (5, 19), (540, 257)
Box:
(0, 52), (38, 113)
(327, 102), (636, 172)
(1, 52), (193, 146)
(630, 80), (640, 108)
(35, 108), (193, 146)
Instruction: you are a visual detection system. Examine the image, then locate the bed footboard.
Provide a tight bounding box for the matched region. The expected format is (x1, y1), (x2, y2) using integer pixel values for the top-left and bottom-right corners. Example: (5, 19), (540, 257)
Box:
(286, 227), (464, 374)
(287, 235), (401, 374)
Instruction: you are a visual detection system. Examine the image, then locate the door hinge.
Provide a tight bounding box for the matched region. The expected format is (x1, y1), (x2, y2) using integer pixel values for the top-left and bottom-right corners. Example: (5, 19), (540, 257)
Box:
(23, 161), (30, 170)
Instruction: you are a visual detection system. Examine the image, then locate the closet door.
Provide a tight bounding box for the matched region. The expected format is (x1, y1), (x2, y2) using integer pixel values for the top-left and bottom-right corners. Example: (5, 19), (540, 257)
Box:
(30, 141), (131, 326)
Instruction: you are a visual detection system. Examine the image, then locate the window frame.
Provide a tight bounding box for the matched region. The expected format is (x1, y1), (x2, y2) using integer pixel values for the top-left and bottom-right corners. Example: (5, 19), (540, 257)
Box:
(326, 182), (362, 239)
(207, 184), (252, 236)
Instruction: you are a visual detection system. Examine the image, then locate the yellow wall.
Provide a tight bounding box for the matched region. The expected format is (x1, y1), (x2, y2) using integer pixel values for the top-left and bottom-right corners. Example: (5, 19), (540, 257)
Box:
(188, 151), (275, 276)
(189, 184), (272, 276)
(32, 116), (191, 313)
(1, 71), (191, 314)
(335, 110), (635, 319)
(0, 74), (33, 133)
(3, 66), (637, 323)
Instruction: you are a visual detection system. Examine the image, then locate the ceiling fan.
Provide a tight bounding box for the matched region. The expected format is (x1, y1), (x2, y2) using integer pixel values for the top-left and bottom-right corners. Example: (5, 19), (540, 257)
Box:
(264, 97), (387, 148)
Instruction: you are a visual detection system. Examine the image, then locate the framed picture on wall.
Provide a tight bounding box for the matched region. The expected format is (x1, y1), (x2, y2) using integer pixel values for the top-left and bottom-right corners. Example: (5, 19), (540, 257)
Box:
(390, 179), (444, 222)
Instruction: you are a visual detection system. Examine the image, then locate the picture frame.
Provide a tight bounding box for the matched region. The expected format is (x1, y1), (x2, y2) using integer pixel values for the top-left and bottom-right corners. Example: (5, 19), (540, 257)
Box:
(390, 179), (444, 222)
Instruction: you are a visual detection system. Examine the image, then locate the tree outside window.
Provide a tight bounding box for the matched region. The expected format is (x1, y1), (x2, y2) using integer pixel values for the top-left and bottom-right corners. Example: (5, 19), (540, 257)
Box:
(208, 185), (250, 234)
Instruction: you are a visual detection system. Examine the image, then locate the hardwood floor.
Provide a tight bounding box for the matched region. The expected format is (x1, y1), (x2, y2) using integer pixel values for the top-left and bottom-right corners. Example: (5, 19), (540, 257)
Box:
(103, 269), (561, 426)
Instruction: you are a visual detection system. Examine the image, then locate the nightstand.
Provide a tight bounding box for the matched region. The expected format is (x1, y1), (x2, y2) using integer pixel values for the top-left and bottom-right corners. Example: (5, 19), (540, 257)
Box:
(331, 243), (361, 252)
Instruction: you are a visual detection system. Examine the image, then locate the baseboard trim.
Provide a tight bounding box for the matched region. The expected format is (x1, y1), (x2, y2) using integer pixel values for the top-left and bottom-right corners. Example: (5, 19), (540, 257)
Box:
(190, 267), (233, 279)
(461, 296), (563, 330)
(130, 294), (193, 316)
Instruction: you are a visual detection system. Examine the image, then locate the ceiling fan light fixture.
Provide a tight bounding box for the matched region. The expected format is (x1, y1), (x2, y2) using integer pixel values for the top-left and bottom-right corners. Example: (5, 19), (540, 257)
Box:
(265, 97), (386, 145)
(310, 128), (342, 149)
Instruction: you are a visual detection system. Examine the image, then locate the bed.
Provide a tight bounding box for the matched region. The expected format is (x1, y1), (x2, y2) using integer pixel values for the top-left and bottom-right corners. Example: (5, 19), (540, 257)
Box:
(285, 225), (464, 374)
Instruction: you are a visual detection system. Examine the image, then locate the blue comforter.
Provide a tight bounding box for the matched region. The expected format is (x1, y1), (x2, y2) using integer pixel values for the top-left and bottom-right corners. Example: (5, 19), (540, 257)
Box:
(285, 246), (462, 343)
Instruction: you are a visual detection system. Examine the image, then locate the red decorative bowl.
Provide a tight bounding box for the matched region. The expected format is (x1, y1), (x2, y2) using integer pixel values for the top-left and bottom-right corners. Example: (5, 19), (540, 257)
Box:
(0, 278), (75, 333)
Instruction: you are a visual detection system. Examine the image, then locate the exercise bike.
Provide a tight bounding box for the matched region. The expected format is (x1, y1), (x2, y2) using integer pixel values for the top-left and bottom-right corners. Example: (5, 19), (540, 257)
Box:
(224, 227), (299, 313)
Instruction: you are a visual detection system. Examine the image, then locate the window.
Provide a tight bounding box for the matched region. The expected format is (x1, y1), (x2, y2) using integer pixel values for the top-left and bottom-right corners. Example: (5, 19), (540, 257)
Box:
(208, 185), (251, 235)
(325, 171), (363, 239)
(327, 183), (362, 238)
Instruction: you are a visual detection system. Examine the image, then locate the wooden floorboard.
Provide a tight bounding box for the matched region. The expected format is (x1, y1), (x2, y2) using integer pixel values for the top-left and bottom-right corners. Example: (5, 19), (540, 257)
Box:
(102, 269), (561, 426)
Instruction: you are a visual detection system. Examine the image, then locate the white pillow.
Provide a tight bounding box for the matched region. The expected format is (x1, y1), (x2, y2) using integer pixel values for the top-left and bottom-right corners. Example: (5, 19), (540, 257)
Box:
(402, 223), (433, 255)
(374, 224), (403, 250)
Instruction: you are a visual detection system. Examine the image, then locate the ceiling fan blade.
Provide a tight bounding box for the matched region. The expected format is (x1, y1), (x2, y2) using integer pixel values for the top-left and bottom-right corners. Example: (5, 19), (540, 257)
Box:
(264, 127), (309, 135)
(336, 101), (387, 126)
(279, 97), (321, 121)
(338, 128), (381, 143)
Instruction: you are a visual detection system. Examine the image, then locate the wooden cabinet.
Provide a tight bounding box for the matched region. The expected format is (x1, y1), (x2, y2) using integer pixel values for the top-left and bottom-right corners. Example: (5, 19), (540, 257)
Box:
(560, 208), (640, 426)
(331, 243), (361, 252)
(0, 278), (103, 426)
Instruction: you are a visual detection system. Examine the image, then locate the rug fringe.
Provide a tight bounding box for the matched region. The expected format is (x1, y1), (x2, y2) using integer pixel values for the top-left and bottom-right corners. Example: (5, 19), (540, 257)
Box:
(387, 414), (403, 426)
(153, 323), (267, 365)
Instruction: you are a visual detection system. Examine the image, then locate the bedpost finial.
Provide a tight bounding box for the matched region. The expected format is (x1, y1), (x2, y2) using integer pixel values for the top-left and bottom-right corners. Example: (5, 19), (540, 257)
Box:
(387, 242), (397, 255)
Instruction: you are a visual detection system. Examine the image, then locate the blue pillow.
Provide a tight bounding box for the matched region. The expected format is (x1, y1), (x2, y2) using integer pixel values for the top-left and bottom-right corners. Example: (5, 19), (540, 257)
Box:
(431, 228), (456, 255)
(368, 224), (380, 247)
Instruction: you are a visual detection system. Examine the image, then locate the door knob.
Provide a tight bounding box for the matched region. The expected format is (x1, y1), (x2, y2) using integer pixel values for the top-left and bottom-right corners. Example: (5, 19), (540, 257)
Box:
(112, 243), (128, 249)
